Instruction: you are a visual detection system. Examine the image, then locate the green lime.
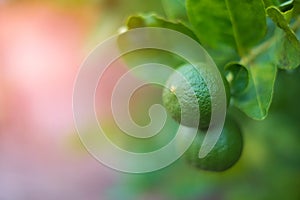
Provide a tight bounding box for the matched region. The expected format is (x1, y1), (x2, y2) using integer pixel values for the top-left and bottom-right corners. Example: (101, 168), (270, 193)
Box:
(162, 63), (230, 129)
(185, 116), (243, 171)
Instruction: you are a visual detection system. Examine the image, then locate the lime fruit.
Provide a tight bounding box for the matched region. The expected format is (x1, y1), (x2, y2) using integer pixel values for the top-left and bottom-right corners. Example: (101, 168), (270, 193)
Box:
(162, 63), (230, 129)
(185, 116), (243, 171)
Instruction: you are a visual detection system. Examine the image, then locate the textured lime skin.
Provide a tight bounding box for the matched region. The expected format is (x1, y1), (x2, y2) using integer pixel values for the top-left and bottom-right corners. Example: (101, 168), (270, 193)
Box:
(185, 117), (243, 171)
(162, 63), (230, 129)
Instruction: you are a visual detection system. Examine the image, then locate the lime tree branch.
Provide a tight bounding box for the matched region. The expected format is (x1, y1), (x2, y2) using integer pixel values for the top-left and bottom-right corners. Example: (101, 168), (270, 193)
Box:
(240, 16), (300, 66)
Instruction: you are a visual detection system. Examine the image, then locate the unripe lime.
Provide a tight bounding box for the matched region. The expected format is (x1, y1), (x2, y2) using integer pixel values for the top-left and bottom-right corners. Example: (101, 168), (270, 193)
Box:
(162, 63), (230, 129)
(185, 116), (243, 171)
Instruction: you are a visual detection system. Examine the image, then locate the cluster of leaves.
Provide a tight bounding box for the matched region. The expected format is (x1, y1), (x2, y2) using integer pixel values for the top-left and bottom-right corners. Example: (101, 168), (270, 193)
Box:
(121, 0), (300, 121)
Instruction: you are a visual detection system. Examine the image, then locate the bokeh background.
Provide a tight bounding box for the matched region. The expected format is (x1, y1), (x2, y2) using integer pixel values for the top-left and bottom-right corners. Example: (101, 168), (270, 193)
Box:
(0, 0), (300, 199)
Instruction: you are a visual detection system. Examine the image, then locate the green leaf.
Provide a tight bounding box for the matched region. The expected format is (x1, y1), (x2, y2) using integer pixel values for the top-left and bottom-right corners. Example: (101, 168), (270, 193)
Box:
(282, 7), (294, 22)
(186, 0), (235, 48)
(225, 62), (249, 96)
(267, 6), (300, 69)
(186, 0), (267, 55)
(232, 63), (277, 120)
(162, 0), (189, 22)
(118, 14), (199, 69)
(225, 0), (267, 55)
(274, 30), (300, 69)
(126, 14), (199, 42)
(267, 6), (294, 31)
(263, 0), (280, 7)
(206, 46), (239, 70)
(294, 0), (300, 17)
(185, 0), (239, 68)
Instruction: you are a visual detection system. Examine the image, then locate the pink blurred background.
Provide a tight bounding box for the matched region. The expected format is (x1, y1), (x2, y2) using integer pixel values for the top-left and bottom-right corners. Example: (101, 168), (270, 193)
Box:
(0, 1), (120, 199)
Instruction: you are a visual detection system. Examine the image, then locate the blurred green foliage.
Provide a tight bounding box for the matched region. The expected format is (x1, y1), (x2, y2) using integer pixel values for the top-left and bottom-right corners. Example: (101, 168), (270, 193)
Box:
(93, 0), (300, 199)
